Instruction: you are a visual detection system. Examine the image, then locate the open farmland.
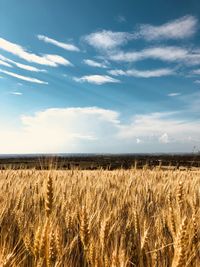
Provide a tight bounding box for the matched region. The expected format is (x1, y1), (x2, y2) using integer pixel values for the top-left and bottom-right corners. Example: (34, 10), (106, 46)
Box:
(0, 168), (199, 266)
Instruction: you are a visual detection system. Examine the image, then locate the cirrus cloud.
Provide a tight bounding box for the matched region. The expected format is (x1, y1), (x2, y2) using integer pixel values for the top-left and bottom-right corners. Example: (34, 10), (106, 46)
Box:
(109, 68), (175, 78)
(0, 59), (12, 67)
(74, 75), (120, 85)
(84, 16), (198, 53)
(168, 93), (181, 97)
(0, 55), (46, 72)
(0, 69), (48, 84)
(83, 59), (108, 68)
(37, 35), (80, 52)
(10, 91), (23, 96)
(109, 46), (200, 66)
(138, 15), (198, 40)
(0, 37), (72, 67)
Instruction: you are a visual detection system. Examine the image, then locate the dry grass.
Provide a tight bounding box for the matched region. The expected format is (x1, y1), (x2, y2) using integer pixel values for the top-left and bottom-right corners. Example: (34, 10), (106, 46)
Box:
(0, 168), (199, 266)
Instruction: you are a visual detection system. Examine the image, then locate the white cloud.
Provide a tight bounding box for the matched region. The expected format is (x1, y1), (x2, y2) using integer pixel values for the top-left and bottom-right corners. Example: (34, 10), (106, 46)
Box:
(192, 69), (200, 75)
(109, 68), (174, 78)
(0, 108), (200, 153)
(0, 69), (48, 84)
(119, 112), (200, 145)
(84, 30), (134, 50)
(83, 59), (108, 68)
(10, 91), (23, 95)
(168, 92), (181, 97)
(14, 62), (47, 72)
(194, 80), (200, 84)
(138, 15), (197, 40)
(37, 35), (79, 52)
(0, 37), (72, 67)
(0, 59), (12, 67)
(136, 138), (142, 144)
(159, 133), (169, 143)
(0, 107), (120, 153)
(83, 16), (197, 53)
(74, 75), (120, 85)
(109, 45), (200, 65)
(109, 46), (187, 62)
(0, 55), (46, 72)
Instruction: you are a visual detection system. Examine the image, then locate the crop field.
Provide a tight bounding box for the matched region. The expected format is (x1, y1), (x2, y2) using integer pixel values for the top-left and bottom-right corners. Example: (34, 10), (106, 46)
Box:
(0, 168), (199, 267)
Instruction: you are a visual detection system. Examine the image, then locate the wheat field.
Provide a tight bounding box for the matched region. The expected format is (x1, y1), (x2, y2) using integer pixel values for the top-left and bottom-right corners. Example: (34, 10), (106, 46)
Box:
(0, 168), (199, 267)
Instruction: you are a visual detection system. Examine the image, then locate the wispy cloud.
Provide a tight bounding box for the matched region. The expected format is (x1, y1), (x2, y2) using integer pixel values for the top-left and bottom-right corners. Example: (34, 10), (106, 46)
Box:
(10, 91), (23, 95)
(37, 35), (80, 52)
(0, 59), (12, 67)
(109, 46), (186, 62)
(138, 15), (197, 40)
(0, 55), (46, 72)
(194, 80), (200, 84)
(83, 59), (108, 68)
(109, 68), (174, 78)
(84, 16), (197, 53)
(116, 15), (126, 23)
(109, 46), (200, 65)
(84, 30), (134, 50)
(168, 93), (181, 97)
(0, 69), (48, 84)
(13, 62), (47, 72)
(74, 75), (120, 85)
(0, 38), (72, 67)
(191, 69), (200, 75)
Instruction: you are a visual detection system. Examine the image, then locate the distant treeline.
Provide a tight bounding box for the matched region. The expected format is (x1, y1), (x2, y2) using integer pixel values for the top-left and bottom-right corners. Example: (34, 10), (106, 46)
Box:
(0, 154), (200, 170)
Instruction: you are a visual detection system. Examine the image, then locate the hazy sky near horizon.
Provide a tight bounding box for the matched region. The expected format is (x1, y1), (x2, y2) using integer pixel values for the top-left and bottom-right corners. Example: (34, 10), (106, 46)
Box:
(0, 0), (200, 153)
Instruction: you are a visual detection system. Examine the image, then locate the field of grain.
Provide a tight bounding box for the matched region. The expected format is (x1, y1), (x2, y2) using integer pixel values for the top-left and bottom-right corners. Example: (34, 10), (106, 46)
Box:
(0, 168), (199, 267)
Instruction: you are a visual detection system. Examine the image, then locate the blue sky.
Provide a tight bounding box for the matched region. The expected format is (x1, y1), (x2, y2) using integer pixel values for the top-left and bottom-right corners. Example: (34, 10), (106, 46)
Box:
(0, 0), (200, 153)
